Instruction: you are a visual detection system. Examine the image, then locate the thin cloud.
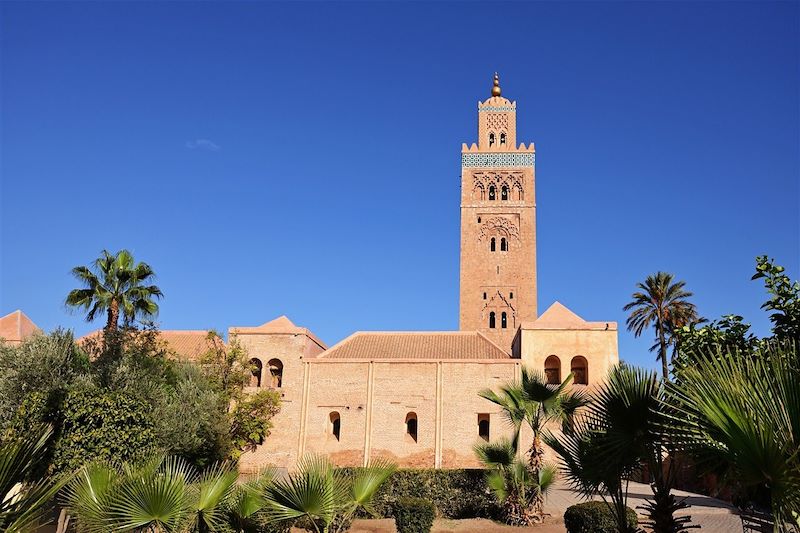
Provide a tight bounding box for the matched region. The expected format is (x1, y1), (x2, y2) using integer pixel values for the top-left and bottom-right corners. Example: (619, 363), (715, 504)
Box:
(185, 139), (221, 151)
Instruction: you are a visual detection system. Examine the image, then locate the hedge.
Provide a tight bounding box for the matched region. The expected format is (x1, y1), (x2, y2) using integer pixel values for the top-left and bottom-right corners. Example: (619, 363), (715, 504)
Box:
(564, 501), (638, 533)
(393, 497), (435, 533)
(337, 468), (499, 519)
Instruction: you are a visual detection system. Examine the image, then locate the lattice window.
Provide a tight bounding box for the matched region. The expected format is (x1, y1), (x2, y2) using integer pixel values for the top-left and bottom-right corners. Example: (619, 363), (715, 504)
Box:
(486, 113), (509, 132)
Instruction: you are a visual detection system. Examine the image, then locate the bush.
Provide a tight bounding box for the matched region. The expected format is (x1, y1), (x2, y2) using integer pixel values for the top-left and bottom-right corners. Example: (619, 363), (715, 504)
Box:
(393, 497), (435, 533)
(564, 501), (637, 533)
(52, 387), (156, 473)
(337, 468), (499, 519)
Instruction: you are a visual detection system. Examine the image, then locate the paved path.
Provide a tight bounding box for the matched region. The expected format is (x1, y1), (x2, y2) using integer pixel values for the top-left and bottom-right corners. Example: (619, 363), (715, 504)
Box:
(544, 481), (741, 531)
(350, 481), (741, 532)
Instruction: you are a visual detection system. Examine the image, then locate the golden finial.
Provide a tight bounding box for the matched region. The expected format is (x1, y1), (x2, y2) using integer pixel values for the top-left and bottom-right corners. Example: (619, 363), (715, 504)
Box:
(491, 72), (502, 97)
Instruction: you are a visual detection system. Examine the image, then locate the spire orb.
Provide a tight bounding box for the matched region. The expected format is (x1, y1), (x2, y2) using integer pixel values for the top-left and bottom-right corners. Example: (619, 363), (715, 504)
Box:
(491, 72), (502, 97)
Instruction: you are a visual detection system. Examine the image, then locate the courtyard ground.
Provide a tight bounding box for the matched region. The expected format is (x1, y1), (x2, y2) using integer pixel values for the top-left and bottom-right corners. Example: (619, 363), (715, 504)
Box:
(345, 480), (741, 533)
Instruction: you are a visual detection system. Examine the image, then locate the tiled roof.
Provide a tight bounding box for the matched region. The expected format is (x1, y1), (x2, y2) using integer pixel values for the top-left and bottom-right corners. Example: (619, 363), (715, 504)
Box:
(521, 301), (617, 331)
(157, 330), (224, 361)
(80, 329), (223, 361)
(0, 310), (40, 343)
(316, 331), (510, 360)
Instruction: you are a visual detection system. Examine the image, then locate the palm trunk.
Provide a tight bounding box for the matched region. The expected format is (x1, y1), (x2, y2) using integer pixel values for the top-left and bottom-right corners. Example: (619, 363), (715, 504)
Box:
(528, 433), (546, 517)
(657, 322), (669, 381)
(105, 300), (120, 333)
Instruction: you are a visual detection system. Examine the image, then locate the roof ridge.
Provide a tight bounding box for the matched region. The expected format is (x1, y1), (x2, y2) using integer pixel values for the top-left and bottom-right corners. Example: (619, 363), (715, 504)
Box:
(475, 330), (512, 356)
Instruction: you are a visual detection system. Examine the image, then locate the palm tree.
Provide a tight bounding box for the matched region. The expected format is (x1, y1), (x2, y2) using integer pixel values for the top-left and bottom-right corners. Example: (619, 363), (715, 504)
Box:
(479, 367), (588, 519)
(474, 438), (556, 525)
(66, 249), (163, 333)
(544, 366), (652, 532)
(263, 454), (396, 533)
(0, 427), (68, 533)
(624, 272), (698, 380)
(665, 342), (800, 530)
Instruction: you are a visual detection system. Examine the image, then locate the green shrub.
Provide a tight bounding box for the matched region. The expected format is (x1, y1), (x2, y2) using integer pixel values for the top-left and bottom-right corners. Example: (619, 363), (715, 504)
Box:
(564, 501), (637, 533)
(337, 467), (499, 519)
(52, 387), (156, 473)
(393, 497), (435, 533)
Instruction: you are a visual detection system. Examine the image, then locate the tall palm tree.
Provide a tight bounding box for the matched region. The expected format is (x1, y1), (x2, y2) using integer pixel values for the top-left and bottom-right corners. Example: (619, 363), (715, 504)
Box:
(479, 367), (588, 519)
(66, 249), (163, 333)
(624, 272), (698, 380)
(0, 427), (69, 533)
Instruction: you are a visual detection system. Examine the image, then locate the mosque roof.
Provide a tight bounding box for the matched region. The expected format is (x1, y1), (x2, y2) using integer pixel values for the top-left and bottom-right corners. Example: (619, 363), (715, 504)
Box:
(229, 315), (326, 349)
(0, 310), (40, 343)
(79, 329), (224, 362)
(315, 331), (511, 361)
(521, 301), (617, 331)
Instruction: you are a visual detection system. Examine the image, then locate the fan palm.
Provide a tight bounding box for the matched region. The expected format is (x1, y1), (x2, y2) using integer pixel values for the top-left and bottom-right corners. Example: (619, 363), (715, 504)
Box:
(664, 342), (800, 531)
(64, 456), (246, 533)
(226, 469), (275, 533)
(263, 454), (395, 533)
(624, 272), (698, 380)
(0, 427), (68, 533)
(66, 249), (163, 333)
(479, 367), (588, 518)
(474, 438), (556, 525)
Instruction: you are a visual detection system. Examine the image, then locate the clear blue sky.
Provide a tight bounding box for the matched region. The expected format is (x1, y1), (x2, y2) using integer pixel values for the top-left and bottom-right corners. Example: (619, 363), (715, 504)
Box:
(1, 1), (798, 370)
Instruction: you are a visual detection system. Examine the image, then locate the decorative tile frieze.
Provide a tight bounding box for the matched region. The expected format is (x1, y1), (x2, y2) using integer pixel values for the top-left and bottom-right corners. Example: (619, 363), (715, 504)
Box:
(462, 152), (534, 168)
(479, 106), (515, 112)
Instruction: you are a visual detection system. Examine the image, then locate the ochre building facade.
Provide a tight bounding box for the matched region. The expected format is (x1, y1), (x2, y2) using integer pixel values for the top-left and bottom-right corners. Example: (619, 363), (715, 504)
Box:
(2, 76), (619, 472)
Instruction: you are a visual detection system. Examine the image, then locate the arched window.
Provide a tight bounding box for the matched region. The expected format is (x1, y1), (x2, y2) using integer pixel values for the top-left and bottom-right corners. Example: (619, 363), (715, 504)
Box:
(483, 292), (487, 300)
(406, 412), (418, 443)
(249, 358), (262, 388)
(330, 411), (341, 441)
(478, 414), (490, 441)
(501, 186), (508, 201)
(514, 183), (524, 201)
(268, 359), (283, 388)
(501, 312), (508, 329)
(509, 292), (513, 299)
(500, 237), (507, 252)
(488, 185), (496, 201)
(489, 133), (495, 146)
(571, 356), (589, 385)
(489, 311), (496, 329)
(545, 355), (561, 385)
(490, 237), (496, 252)
(500, 132), (506, 146)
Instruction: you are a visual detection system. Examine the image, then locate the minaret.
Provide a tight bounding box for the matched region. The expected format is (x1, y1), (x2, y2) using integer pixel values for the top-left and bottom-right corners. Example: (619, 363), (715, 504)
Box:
(458, 74), (537, 349)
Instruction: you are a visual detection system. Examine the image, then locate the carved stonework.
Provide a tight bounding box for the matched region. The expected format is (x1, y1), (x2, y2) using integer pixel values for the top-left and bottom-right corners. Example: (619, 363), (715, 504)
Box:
(470, 172), (524, 200)
(478, 216), (520, 241)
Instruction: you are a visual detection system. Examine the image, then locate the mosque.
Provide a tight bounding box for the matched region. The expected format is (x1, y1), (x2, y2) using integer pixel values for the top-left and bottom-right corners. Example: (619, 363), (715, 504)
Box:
(0, 75), (618, 471)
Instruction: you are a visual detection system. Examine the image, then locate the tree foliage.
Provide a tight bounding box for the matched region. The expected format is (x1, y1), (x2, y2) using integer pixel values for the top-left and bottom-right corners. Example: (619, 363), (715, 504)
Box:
(752, 255), (800, 342)
(666, 343), (800, 530)
(52, 387), (157, 474)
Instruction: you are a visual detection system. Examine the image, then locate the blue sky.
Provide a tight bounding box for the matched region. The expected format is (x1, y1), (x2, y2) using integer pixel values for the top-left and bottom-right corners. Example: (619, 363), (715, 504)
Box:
(1, 1), (798, 370)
